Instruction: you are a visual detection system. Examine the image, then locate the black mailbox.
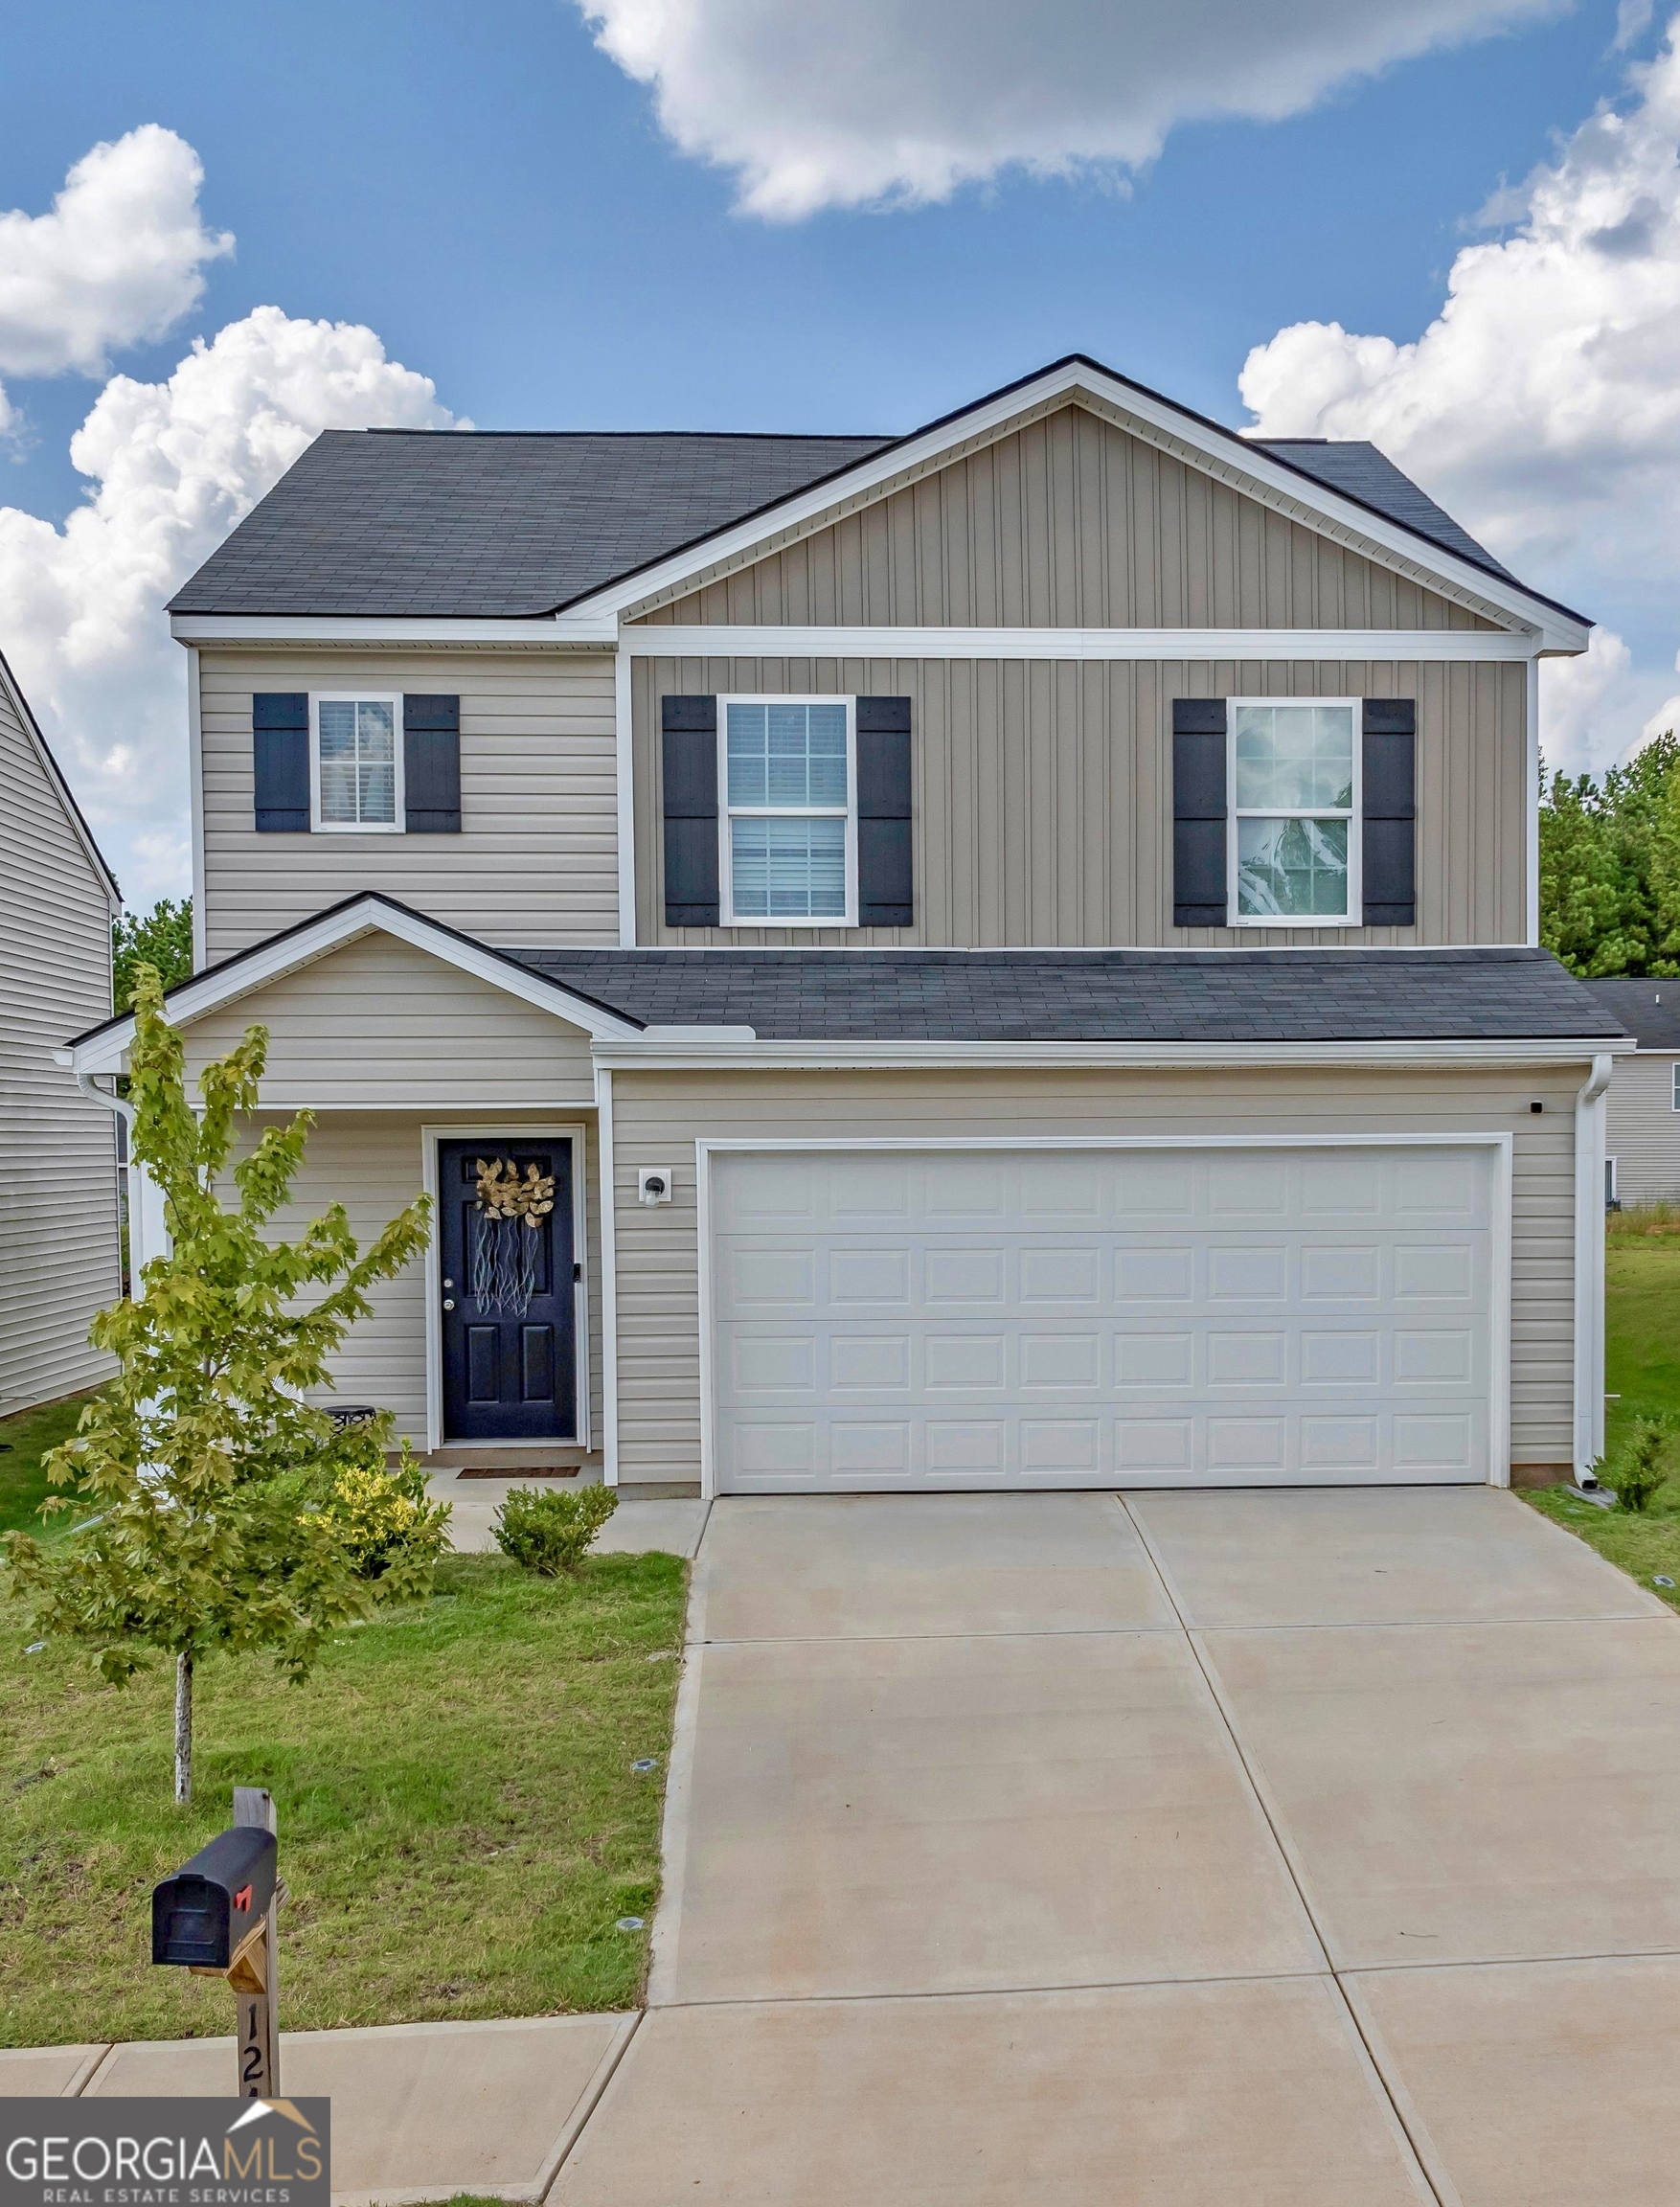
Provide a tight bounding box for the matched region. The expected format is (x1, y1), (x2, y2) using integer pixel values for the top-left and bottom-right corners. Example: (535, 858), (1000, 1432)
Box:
(151, 1826), (278, 1968)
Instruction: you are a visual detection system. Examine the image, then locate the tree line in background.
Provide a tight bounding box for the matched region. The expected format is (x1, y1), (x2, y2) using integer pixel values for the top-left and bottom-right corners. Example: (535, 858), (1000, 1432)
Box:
(112, 896), (193, 1012)
(1540, 730), (1680, 976)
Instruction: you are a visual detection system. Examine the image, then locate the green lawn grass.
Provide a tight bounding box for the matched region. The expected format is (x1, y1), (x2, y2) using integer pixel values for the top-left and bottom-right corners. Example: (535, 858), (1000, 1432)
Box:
(0, 1551), (685, 2048)
(0, 1391), (102, 1539)
(1524, 1229), (1680, 1612)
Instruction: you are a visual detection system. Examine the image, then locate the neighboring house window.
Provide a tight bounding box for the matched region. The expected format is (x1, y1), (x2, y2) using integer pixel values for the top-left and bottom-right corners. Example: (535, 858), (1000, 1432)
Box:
(720, 696), (854, 923)
(1229, 699), (1361, 924)
(1606, 1156), (1619, 1205)
(312, 694), (402, 831)
(1671, 1062), (1680, 1111)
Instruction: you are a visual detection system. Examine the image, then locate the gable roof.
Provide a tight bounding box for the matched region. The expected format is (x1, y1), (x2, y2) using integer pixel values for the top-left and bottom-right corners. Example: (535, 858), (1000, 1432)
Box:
(168, 353), (1586, 635)
(0, 647), (120, 906)
(170, 431), (894, 619)
(1579, 975), (1680, 1050)
(511, 944), (1622, 1045)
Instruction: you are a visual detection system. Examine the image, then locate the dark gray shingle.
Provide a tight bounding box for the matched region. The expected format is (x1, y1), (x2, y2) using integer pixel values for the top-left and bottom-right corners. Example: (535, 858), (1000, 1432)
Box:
(1251, 439), (1519, 585)
(505, 944), (1627, 1044)
(1579, 976), (1680, 1050)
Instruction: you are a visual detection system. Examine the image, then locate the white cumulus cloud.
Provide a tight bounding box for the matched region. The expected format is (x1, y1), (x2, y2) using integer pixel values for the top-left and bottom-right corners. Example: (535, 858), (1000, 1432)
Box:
(0, 125), (231, 397)
(1239, 18), (1680, 778)
(0, 305), (458, 904)
(577, 0), (1566, 218)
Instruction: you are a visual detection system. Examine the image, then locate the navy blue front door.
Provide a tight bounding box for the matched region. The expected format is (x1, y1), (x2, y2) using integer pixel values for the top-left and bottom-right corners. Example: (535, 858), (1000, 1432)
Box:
(438, 1139), (576, 1442)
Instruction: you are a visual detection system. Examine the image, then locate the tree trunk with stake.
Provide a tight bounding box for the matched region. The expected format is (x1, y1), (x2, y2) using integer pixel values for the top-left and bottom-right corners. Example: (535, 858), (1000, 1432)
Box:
(174, 1651), (193, 1805)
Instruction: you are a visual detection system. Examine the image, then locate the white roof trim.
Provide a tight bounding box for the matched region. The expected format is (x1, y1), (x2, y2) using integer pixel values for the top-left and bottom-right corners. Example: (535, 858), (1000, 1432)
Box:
(67, 896), (643, 1074)
(169, 613), (617, 647)
(593, 1035), (1631, 1072)
(583, 361), (1586, 651)
(0, 648), (121, 908)
(623, 625), (1540, 665)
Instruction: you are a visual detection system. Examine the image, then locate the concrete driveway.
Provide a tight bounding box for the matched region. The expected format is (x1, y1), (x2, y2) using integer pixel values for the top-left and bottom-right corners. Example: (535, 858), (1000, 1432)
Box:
(556, 1488), (1680, 2207)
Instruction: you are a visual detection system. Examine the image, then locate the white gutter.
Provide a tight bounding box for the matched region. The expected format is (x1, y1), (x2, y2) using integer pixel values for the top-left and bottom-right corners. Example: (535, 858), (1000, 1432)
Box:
(1573, 1051), (1615, 1479)
(593, 1036), (1632, 1075)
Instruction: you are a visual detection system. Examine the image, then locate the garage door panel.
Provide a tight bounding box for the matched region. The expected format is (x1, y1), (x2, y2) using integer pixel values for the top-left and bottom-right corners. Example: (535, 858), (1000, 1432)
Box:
(711, 1148), (1496, 1492)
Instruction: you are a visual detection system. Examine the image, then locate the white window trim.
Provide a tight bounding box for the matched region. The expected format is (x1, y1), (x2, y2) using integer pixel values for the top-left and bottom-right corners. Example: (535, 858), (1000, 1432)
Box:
(717, 694), (858, 929)
(1670, 1061), (1680, 1111)
(1606, 1155), (1619, 1204)
(1226, 695), (1363, 929)
(310, 691), (405, 834)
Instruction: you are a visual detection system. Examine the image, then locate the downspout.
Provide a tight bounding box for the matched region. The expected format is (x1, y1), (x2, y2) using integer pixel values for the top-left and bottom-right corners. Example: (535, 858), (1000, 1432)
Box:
(61, 1059), (168, 1279)
(1573, 1052), (1614, 1483)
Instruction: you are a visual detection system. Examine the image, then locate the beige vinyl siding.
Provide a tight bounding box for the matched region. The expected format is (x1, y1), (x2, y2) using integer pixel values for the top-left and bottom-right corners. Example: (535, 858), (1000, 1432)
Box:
(199, 649), (619, 962)
(178, 929), (597, 1110)
(607, 1066), (1581, 1488)
(632, 656), (1527, 947)
(1606, 1055), (1680, 1205)
(638, 406), (1501, 632)
(235, 1110), (603, 1453)
(0, 680), (120, 1412)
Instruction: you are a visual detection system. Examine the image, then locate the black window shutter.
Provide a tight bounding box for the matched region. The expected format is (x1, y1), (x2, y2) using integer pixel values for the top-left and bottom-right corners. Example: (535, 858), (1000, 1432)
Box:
(856, 696), (913, 926)
(1362, 698), (1417, 926)
(1172, 698), (1228, 927)
(404, 694), (461, 831)
(252, 694), (309, 831)
(663, 695), (719, 926)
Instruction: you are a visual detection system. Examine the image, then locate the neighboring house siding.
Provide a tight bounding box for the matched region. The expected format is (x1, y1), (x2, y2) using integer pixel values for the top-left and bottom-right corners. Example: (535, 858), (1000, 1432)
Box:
(1606, 1055), (1680, 1205)
(636, 407), (1502, 631)
(0, 685), (119, 1413)
(235, 1109), (603, 1452)
(606, 1065), (1580, 1487)
(178, 930), (597, 1110)
(199, 649), (619, 962)
(632, 655), (1528, 947)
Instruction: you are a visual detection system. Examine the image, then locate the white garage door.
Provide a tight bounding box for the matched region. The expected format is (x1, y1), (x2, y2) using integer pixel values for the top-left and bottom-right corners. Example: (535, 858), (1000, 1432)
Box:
(708, 1145), (1496, 1492)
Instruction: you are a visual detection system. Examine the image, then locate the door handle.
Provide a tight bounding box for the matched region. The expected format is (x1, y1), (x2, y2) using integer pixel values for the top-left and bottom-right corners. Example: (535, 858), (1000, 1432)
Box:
(443, 1298), (455, 1311)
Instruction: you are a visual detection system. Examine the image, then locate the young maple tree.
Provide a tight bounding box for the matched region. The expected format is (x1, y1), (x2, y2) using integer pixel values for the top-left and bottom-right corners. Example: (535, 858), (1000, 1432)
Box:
(3, 967), (445, 1804)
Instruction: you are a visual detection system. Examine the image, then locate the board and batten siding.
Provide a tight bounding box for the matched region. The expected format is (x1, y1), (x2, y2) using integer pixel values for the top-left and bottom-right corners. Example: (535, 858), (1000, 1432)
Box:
(635, 405), (1502, 632)
(632, 656), (1527, 947)
(233, 1110), (603, 1453)
(0, 681), (120, 1412)
(198, 648), (620, 962)
(606, 1066), (1581, 1490)
(177, 929), (596, 1110)
(1606, 1055), (1680, 1205)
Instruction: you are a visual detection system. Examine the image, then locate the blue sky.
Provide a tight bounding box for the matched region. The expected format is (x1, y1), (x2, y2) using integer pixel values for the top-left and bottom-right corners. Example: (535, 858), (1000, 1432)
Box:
(1, 0), (1673, 901)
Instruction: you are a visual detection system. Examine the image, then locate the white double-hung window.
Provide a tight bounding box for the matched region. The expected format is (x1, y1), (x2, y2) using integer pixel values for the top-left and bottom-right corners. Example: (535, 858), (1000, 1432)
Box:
(721, 696), (855, 923)
(1230, 699), (1360, 923)
(312, 694), (402, 831)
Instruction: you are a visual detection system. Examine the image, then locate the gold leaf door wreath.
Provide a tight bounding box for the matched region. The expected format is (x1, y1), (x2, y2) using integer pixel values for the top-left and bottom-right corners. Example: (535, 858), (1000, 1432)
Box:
(470, 1158), (556, 1317)
(473, 1157), (556, 1227)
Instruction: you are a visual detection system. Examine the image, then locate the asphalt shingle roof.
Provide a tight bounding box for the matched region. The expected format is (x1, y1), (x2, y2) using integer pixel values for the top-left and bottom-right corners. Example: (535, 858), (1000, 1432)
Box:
(1249, 439), (1520, 584)
(505, 944), (1626, 1044)
(168, 355), (1573, 622)
(1579, 976), (1680, 1050)
(169, 431), (894, 617)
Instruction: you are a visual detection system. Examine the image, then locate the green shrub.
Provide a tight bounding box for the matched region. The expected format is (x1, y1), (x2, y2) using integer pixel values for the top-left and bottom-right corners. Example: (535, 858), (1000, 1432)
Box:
(494, 1484), (618, 1575)
(1607, 1419), (1671, 1513)
(322, 1457), (453, 1580)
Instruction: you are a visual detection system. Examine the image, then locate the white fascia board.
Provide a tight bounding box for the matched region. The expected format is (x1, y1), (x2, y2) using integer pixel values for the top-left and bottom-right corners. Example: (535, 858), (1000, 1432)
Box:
(169, 613), (617, 647)
(569, 362), (1584, 648)
(69, 898), (642, 1074)
(591, 1035), (1635, 1073)
(622, 626), (1542, 665)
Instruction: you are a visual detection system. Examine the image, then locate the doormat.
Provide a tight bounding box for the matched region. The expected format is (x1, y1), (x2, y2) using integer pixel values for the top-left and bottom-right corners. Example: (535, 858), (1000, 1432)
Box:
(455, 1466), (580, 1479)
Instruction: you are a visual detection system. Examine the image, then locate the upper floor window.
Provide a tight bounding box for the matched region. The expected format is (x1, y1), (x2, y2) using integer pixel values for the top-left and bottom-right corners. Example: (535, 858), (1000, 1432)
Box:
(312, 694), (402, 831)
(721, 697), (854, 923)
(1230, 700), (1361, 924)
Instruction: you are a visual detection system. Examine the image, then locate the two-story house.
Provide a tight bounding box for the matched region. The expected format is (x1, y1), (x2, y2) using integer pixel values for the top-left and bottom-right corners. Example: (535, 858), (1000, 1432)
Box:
(64, 355), (1626, 1494)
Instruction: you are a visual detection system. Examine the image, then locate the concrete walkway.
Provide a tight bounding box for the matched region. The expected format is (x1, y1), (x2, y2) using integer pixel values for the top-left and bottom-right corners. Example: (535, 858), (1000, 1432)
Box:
(11, 1489), (1680, 2205)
